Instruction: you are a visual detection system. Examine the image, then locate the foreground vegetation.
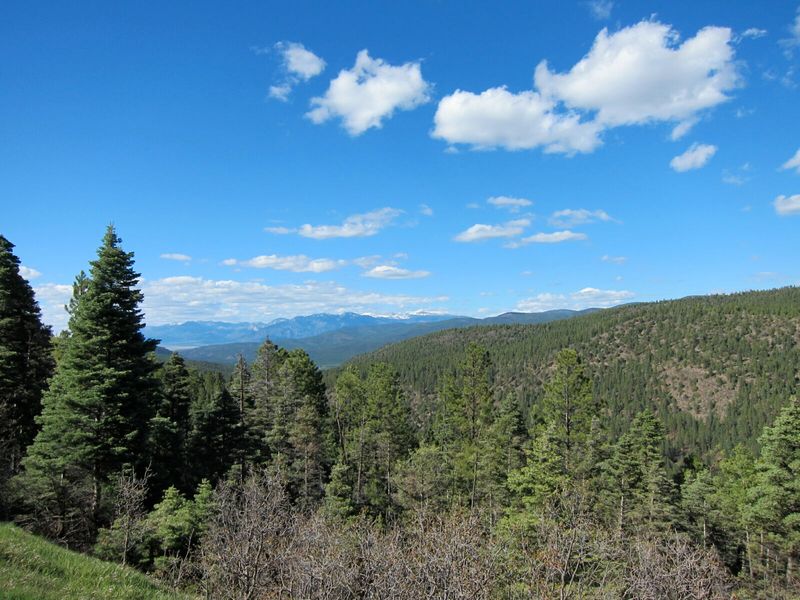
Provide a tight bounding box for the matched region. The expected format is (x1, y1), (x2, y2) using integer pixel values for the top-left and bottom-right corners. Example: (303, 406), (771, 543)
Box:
(1, 227), (799, 598)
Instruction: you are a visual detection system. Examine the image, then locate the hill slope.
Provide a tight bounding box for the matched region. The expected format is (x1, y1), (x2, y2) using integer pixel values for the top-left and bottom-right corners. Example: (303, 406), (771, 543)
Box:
(177, 309), (597, 368)
(0, 523), (189, 600)
(343, 287), (800, 456)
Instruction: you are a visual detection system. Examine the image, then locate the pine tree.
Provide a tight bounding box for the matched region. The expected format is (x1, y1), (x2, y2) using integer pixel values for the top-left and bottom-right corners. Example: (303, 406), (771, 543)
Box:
(540, 348), (594, 474)
(187, 374), (242, 486)
(0, 235), (53, 496)
(748, 396), (800, 585)
(18, 226), (158, 537)
(229, 355), (252, 482)
(149, 353), (195, 495)
(246, 339), (287, 466)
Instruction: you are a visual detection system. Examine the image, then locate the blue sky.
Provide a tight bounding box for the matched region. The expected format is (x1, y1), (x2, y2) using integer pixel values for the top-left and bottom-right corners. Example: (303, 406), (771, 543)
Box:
(2, 0), (800, 330)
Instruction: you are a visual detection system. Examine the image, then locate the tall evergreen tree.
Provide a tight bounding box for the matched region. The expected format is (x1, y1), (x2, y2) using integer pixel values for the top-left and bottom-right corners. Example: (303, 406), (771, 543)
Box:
(0, 235), (53, 498)
(748, 395), (800, 584)
(18, 226), (158, 536)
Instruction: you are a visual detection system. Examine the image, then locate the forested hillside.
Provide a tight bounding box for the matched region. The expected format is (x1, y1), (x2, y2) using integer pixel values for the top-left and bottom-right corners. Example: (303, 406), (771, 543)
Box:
(344, 287), (800, 458)
(2, 228), (799, 599)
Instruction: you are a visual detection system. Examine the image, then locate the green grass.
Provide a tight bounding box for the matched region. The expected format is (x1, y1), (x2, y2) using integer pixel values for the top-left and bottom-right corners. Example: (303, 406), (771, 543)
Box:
(0, 523), (192, 600)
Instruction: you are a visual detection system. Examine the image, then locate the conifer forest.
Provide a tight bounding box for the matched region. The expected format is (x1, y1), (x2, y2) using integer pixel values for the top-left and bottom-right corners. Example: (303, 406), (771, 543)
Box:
(2, 227), (799, 599)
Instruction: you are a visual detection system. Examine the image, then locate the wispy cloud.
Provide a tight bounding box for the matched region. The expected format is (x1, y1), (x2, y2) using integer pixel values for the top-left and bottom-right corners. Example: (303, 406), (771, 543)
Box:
(160, 253), (192, 262)
(308, 50), (430, 135)
(781, 148), (800, 174)
(222, 254), (347, 273)
(549, 208), (613, 227)
(508, 230), (587, 247)
(670, 143), (717, 172)
(419, 204), (434, 216)
(454, 219), (530, 242)
(601, 255), (627, 264)
(516, 287), (634, 312)
(267, 208), (403, 239)
(774, 194), (800, 216)
(487, 196), (533, 212)
(587, 0), (613, 20)
(363, 265), (431, 279)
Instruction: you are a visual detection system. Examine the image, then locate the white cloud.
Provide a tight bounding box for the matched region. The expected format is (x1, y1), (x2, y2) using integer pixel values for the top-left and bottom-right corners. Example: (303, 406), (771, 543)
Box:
(433, 87), (603, 154)
(535, 22), (738, 128)
(740, 28), (768, 39)
(298, 207), (402, 239)
(307, 50), (431, 135)
(268, 84), (292, 102)
(223, 254), (347, 273)
(19, 265), (42, 280)
(265, 42), (326, 102)
(601, 255), (627, 264)
(510, 230), (588, 247)
(419, 203), (434, 216)
(160, 253), (192, 262)
(588, 0), (613, 20)
(487, 196), (533, 212)
(549, 208), (613, 227)
(264, 226), (294, 235)
(32, 283), (73, 331)
(276, 41), (326, 81)
(363, 265), (431, 279)
(774, 194), (800, 216)
(516, 287), (634, 312)
(139, 277), (448, 326)
(781, 148), (800, 174)
(433, 21), (737, 155)
(670, 117), (698, 140)
(670, 143), (717, 172)
(353, 255), (382, 268)
(454, 219), (530, 242)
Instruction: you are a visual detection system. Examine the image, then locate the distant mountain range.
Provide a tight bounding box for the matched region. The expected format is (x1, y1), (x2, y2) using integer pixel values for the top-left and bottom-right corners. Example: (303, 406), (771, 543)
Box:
(145, 312), (454, 349)
(152, 309), (599, 369)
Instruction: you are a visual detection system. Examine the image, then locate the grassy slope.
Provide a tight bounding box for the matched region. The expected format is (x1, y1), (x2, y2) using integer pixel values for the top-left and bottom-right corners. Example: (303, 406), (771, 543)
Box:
(0, 523), (191, 600)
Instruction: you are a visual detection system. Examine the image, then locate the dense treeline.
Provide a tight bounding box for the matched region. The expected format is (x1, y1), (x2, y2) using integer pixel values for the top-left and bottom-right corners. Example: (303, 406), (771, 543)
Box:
(1, 227), (798, 598)
(342, 286), (800, 459)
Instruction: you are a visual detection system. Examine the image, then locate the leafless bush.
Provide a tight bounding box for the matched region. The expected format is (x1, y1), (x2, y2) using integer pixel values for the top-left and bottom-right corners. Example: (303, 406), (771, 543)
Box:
(621, 533), (732, 600)
(199, 469), (295, 600)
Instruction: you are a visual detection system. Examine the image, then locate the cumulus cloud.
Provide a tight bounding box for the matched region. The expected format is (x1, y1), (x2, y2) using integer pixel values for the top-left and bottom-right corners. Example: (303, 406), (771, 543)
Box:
(223, 254), (347, 273)
(298, 207), (402, 239)
(276, 41), (326, 80)
(434, 21), (738, 155)
(670, 143), (717, 172)
(19, 265), (42, 280)
(536, 22), (738, 129)
(454, 219), (530, 242)
(487, 196), (533, 212)
(433, 87), (603, 154)
(363, 265), (431, 279)
(549, 208), (614, 227)
(32, 283), (73, 331)
(307, 50), (431, 135)
(781, 148), (800, 173)
(509, 230), (588, 247)
(266, 42), (326, 101)
(774, 194), (800, 215)
(516, 287), (634, 312)
(160, 253), (192, 262)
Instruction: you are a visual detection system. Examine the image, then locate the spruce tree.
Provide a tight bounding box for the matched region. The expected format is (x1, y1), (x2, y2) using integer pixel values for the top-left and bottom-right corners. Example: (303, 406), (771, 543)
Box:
(0, 235), (53, 495)
(19, 225), (158, 535)
(748, 396), (800, 584)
